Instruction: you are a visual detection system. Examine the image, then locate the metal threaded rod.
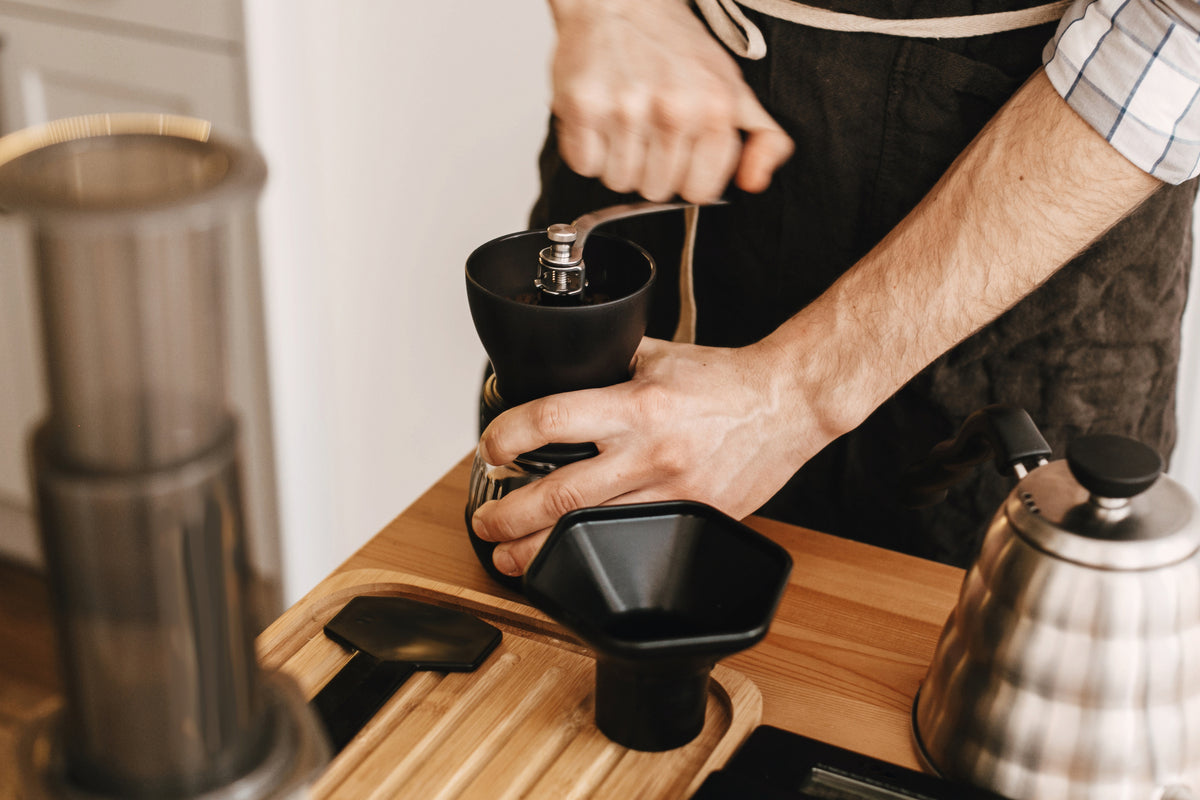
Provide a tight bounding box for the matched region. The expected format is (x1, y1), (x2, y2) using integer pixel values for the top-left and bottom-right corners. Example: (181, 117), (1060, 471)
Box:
(536, 223), (585, 299)
(534, 200), (728, 302)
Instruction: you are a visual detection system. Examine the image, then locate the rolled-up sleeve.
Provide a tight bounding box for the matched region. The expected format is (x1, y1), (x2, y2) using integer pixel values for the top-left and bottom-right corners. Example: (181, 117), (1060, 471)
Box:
(1044, 0), (1200, 184)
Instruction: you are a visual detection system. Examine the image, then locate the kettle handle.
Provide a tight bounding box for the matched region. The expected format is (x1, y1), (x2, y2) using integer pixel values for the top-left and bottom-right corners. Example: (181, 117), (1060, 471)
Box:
(899, 405), (1052, 508)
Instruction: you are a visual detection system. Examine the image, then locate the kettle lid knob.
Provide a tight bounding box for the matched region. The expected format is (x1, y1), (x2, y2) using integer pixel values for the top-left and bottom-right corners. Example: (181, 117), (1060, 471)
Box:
(1066, 434), (1163, 499)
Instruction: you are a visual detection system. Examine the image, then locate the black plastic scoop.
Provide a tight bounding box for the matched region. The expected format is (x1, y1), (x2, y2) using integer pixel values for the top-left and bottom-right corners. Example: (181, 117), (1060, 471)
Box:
(310, 595), (502, 753)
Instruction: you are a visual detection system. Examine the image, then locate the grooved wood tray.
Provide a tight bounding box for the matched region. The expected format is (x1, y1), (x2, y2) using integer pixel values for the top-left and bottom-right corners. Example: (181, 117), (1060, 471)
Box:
(258, 569), (762, 800)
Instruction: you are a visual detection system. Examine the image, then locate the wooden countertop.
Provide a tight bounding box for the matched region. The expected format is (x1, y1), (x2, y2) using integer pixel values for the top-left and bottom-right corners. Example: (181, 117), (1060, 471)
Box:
(0, 453), (968, 797)
(333, 455), (967, 770)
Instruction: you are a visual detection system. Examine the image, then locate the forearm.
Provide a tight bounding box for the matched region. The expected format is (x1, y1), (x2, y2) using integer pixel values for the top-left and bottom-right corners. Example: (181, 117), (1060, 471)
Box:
(767, 69), (1162, 443)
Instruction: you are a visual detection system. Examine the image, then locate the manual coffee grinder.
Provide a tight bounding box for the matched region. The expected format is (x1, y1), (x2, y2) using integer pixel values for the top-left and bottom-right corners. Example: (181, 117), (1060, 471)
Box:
(464, 202), (697, 588)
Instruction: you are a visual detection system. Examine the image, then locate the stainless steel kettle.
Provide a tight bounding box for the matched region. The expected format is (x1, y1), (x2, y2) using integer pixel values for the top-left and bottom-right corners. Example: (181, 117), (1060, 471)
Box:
(907, 405), (1200, 800)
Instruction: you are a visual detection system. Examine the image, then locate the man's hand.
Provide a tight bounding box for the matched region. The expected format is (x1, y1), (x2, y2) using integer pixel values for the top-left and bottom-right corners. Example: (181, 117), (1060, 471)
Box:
(547, 0), (794, 203)
(471, 337), (830, 576)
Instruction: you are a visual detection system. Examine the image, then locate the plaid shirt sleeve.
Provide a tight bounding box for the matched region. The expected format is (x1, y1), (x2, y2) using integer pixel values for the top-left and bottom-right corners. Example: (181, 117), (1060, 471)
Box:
(1043, 0), (1200, 184)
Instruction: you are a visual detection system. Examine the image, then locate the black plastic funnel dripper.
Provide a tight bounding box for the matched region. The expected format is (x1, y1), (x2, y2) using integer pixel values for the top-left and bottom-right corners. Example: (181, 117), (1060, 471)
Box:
(465, 230), (655, 408)
(523, 502), (792, 751)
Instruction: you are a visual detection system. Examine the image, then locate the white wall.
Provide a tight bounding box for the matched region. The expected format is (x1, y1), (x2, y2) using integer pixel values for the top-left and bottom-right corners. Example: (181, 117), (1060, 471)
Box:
(244, 1), (555, 603)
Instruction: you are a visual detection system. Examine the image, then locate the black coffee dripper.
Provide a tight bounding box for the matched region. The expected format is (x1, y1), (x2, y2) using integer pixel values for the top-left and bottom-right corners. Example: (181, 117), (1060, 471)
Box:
(523, 502), (792, 751)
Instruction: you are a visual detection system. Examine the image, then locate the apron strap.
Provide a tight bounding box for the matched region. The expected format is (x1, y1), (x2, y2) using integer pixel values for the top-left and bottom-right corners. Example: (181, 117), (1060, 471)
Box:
(695, 0), (1073, 58)
(672, 205), (701, 344)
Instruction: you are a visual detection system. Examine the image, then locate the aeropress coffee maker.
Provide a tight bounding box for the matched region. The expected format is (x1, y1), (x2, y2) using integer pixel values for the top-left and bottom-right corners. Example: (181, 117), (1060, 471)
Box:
(0, 115), (327, 799)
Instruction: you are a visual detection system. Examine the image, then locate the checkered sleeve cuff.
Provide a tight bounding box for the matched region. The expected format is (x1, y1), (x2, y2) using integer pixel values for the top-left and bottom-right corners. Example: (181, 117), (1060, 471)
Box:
(1043, 0), (1200, 184)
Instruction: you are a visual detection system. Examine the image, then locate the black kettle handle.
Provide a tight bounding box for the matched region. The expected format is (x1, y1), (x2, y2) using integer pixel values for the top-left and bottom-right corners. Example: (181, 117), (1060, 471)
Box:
(899, 405), (1053, 508)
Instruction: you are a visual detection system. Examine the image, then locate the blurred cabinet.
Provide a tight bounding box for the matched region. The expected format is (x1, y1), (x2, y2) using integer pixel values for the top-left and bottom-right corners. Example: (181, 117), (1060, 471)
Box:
(0, 0), (244, 41)
(0, 0), (279, 604)
(0, 10), (247, 128)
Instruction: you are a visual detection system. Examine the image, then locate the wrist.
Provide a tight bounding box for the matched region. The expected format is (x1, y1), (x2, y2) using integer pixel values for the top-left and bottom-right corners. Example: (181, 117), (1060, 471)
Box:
(754, 297), (891, 449)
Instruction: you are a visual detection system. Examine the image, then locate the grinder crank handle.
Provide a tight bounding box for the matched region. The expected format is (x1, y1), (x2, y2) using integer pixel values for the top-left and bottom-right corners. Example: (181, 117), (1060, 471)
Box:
(898, 404), (1052, 509)
(567, 199), (729, 263)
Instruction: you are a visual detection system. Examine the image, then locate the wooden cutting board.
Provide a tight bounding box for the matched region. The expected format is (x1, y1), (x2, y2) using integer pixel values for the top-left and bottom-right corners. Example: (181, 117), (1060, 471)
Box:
(257, 568), (762, 800)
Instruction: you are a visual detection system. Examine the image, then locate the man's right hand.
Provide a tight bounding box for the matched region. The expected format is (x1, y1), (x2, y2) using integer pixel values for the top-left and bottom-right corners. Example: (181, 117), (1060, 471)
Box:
(547, 0), (794, 203)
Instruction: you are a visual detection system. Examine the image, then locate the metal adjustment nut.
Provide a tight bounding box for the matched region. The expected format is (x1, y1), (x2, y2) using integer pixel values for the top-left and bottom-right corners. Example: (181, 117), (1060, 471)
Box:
(536, 223), (585, 297)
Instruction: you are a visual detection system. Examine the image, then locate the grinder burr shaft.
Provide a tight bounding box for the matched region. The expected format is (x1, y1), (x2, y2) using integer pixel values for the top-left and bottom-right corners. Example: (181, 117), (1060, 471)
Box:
(534, 200), (723, 303)
(536, 224), (585, 300)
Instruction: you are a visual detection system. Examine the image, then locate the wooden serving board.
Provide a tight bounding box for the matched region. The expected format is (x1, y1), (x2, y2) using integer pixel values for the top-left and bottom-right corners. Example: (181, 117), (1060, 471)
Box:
(257, 568), (762, 800)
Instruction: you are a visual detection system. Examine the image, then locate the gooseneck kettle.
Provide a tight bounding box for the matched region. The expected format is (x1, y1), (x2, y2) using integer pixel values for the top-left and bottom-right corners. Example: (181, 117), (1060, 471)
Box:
(906, 405), (1200, 800)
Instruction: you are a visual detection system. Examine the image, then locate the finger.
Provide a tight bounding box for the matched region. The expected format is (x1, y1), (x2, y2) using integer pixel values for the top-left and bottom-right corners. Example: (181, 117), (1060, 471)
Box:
(555, 118), (607, 178)
(679, 128), (741, 204)
(472, 450), (642, 543)
(587, 82), (650, 194)
(493, 528), (553, 577)
(733, 93), (794, 193)
(490, 479), (737, 577)
(642, 92), (707, 202)
(737, 128), (794, 193)
(602, 126), (648, 194)
(477, 388), (632, 467)
(641, 129), (692, 202)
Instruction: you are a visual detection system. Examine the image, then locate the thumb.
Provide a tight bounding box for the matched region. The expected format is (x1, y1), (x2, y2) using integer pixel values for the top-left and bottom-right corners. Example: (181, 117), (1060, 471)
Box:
(734, 92), (794, 194)
(630, 336), (668, 375)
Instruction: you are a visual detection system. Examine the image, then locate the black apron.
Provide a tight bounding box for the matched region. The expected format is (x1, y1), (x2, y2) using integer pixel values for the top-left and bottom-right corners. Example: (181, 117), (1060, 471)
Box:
(528, 0), (1197, 567)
